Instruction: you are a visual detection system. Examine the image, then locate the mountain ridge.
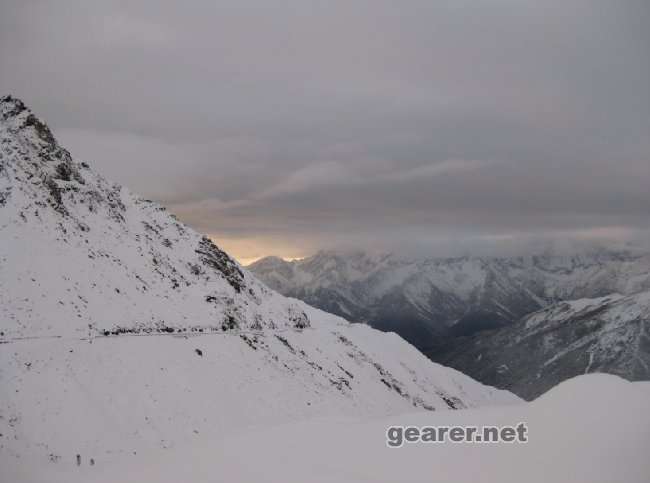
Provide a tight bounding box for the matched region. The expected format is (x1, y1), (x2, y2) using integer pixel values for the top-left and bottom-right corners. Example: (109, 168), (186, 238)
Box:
(250, 249), (650, 399)
(249, 248), (650, 349)
(438, 290), (650, 399)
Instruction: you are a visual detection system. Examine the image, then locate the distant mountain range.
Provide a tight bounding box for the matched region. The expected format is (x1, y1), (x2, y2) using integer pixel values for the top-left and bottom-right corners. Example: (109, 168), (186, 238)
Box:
(249, 249), (650, 345)
(249, 249), (650, 398)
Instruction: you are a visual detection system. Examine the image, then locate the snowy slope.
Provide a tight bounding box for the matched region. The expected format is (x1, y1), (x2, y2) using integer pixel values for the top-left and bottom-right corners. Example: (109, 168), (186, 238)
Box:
(250, 249), (650, 348)
(439, 291), (650, 399)
(0, 95), (310, 339)
(0, 96), (518, 476)
(7, 374), (649, 483)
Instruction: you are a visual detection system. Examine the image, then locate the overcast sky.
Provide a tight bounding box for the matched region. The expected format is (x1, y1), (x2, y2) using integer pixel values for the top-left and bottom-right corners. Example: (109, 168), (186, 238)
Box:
(2, 1), (649, 262)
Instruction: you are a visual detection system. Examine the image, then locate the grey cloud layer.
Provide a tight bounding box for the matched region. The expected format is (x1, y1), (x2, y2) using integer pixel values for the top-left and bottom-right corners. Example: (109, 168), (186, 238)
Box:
(1, 0), (648, 254)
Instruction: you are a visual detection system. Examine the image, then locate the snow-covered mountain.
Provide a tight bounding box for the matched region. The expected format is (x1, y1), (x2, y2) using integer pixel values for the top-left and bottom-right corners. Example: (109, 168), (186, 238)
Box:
(438, 291), (650, 399)
(0, 96), (518, 475)
(249, 249), (650, 351)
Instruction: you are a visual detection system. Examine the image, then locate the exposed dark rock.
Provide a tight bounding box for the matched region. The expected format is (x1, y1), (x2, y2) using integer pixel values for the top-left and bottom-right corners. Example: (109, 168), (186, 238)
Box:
(55, 162), (72, 181)
(44, 177), (67, 215)
(275, 334), (296, 354)
(195, 236), (245, 293)
(222, 314), (238, 331)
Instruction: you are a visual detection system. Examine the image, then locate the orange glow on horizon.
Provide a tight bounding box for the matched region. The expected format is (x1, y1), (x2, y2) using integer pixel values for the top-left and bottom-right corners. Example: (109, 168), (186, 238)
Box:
(208, 235), (308, 266)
